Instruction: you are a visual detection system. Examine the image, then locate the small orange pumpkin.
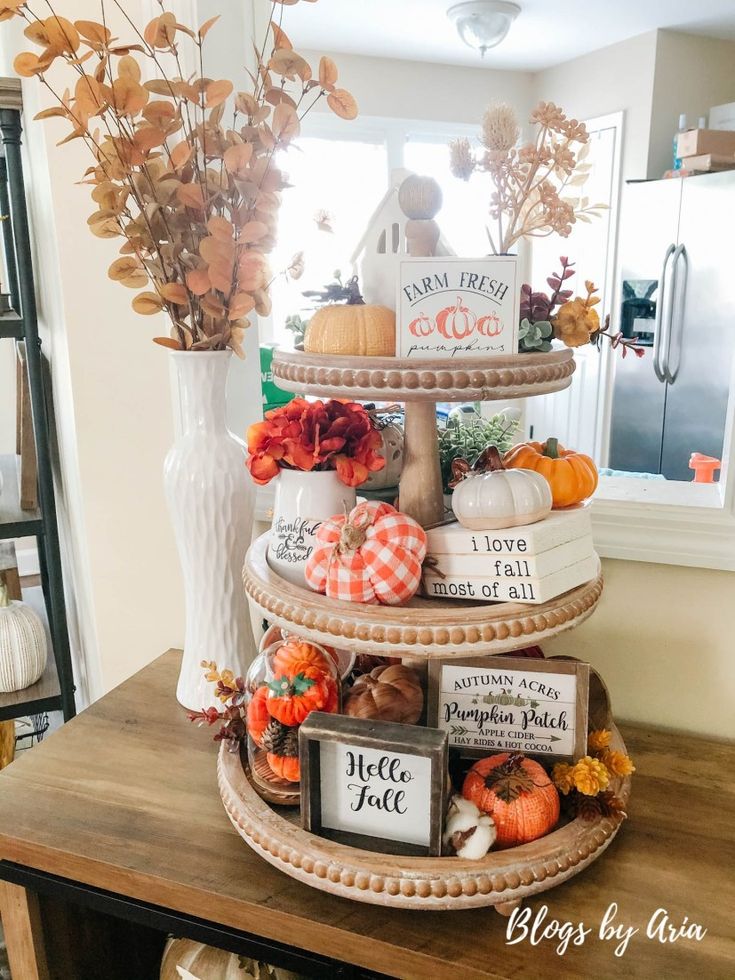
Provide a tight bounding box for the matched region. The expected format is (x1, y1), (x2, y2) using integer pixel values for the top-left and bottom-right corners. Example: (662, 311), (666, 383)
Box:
(266, 665), (338, 726)
(436, 296), (475, 340)
(245, 685), (270, 747)
(271, 638), (333, 679)
(462, 753), (560, 848)
(477, 312), (502, 337)
(503, 438), (598, 508)
(267, 752), (300, 783)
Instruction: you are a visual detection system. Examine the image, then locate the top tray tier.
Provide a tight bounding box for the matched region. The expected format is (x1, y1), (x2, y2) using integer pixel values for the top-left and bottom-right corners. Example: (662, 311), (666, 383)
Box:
(271, 349), (575, 403)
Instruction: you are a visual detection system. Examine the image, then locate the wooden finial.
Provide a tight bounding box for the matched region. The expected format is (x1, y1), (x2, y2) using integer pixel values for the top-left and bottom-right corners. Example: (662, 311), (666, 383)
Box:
(398, 174), (443, 220)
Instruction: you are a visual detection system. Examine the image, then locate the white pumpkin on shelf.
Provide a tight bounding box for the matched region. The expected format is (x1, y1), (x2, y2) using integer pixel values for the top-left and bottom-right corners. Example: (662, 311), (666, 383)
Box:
(450, 446), (552, 531)
(0, 583), (47, 692)
(364, 413), (404, 491)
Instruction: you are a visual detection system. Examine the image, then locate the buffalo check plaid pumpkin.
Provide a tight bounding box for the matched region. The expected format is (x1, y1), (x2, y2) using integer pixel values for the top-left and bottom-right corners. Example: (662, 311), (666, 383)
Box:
(305, 500), (427, 605)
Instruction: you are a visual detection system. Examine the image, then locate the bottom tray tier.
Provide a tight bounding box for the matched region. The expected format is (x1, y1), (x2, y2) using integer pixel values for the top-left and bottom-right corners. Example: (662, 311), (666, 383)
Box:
(218, 726), (631, 912)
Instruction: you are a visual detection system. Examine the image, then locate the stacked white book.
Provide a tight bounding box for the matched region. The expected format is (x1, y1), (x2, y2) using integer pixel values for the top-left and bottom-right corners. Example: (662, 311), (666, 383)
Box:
(423, 508), (598, 604)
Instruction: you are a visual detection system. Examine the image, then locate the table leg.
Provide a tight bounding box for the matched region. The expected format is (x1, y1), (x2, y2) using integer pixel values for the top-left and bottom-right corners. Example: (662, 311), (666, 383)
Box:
(0, 881), (50, 980)
(0, 722), (14, 770)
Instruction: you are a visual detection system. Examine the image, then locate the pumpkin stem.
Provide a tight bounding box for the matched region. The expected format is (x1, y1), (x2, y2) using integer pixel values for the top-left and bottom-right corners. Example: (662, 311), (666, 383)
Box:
(0, 583), (9, 608)
(338, 518), (368, 554)
(473, 445), (504, 473)
(544, 437), (560, 459)
(345, 275), (366, 306)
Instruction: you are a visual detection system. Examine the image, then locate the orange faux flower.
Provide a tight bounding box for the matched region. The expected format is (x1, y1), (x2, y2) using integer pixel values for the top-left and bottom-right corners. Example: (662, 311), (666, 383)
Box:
(245, 398), (385, 487)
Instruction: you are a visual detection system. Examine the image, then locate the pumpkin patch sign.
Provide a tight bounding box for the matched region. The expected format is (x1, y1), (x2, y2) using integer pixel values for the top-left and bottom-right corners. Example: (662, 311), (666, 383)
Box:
(428, 656), (589, 761)
(397, 256), (519, 359)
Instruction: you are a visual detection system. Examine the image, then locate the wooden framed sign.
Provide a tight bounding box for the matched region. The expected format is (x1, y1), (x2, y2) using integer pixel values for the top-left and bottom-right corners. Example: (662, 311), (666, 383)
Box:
(299, 712), (447, 857)
(397, 256), (519, 359)
(428, 656), (589, 761)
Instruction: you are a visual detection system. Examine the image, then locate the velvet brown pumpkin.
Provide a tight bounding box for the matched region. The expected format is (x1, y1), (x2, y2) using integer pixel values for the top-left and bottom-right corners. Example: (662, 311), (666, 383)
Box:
(344, 664), (423, 724)
(462, 752), (560, 848)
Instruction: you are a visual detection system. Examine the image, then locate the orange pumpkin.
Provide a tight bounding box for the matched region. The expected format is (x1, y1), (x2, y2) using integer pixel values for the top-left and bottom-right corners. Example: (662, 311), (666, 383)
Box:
(245, 685), (270, 747)
(409, 312), (434, 337)
(267, 752), (300, 782)
(477, 312), (502, 337)
(503, 438), (598, 508)
(266, 665), (337, 726)
(462, 753), (560, 848)
(436, 296), (475, 340)
(271, 638), (333, 679)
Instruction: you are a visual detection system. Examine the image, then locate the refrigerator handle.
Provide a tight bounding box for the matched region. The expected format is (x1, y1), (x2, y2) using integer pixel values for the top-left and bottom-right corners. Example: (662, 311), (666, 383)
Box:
(665, 244), (687, 385)
(653, 243), (675, 383)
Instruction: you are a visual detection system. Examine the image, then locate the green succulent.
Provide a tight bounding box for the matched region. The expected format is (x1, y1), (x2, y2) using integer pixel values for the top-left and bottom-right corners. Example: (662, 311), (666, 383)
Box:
(439, 414), (520, 493)
(285, 313), (309, 349)
(518, 317), (553, 353)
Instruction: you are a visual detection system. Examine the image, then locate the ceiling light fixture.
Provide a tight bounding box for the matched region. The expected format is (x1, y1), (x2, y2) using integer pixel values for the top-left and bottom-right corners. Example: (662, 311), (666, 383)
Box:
(447, 1), (521, 57)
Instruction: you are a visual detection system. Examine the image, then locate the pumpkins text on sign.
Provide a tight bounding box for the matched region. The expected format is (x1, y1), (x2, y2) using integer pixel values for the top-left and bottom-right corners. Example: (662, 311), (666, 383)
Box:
(397, 256), (519, 359)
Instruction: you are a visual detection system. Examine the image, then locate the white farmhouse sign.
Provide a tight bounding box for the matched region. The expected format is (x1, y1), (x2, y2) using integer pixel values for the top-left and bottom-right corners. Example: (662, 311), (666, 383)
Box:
(319, 741), (432, 846)
(299, 713), (447, 856)
(428, 656), (590, 761)
(397, 256), (519, 359)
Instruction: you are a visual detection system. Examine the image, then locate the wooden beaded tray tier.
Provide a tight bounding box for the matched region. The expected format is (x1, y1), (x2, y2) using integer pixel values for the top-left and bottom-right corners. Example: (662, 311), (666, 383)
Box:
(269, 348), (575, 527)
(270, 348), (575, 402)
(218, 726), (630, 912)
(244, 533), (603, 659)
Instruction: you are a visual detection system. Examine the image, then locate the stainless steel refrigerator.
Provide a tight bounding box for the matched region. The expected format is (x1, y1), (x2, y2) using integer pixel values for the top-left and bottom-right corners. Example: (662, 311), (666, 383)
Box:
(608, 171), (735, 481)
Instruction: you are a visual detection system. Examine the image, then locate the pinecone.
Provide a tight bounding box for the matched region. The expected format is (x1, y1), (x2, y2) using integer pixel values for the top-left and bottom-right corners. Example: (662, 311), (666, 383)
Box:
(260, 720), (299, 757)
(572, 790), (627, 822)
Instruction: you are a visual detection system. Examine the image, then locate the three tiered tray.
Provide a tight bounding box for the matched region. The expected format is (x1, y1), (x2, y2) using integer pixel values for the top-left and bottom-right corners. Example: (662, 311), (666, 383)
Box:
(219, 340), (627, 913)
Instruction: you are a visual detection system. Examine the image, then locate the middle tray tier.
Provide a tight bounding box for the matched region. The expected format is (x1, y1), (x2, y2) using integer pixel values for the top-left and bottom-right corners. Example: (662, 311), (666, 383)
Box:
(271, 348), (575, 402)
(244, 533), (603, 659)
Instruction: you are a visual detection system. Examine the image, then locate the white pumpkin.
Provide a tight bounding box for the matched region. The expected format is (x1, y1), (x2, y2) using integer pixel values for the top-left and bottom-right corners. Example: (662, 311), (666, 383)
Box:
(0, 584), (47, 692)
(160, 937), (301, 980)
(452, 466), (552, 530)
(364, 419), (404, 490)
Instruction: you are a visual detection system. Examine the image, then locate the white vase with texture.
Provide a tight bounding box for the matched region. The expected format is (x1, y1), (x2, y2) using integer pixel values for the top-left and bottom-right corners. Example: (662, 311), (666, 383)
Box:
(165, 350), (256, 711)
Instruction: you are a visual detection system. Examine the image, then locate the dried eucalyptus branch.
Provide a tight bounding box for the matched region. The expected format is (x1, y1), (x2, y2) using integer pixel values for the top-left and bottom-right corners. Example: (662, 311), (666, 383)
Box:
(0, 0), (357, 355)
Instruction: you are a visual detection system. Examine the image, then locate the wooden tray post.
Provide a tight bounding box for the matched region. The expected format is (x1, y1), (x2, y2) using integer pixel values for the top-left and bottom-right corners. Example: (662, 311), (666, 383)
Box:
(399, 402), (444, 527)
(396, 175), (445, 528)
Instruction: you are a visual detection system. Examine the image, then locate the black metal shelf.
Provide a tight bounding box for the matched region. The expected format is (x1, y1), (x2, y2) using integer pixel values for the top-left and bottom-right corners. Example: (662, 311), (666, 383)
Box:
(0, 311), (23, 339)
(0, 453), (43, 538)
(0, 106), (76, 723)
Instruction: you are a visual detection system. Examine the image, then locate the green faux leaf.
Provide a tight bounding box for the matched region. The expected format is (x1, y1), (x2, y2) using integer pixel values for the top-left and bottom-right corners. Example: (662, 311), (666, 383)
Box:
(291, 672), (316, 696)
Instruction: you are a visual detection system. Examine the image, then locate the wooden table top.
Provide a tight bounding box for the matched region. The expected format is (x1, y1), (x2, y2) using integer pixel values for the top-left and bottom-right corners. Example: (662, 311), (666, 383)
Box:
(0, 649), (733, 980)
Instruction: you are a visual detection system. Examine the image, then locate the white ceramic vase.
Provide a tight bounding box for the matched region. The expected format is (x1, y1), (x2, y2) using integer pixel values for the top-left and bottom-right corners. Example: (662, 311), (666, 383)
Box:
(165, 351), (256, 711)
(268, 469), (356, 587)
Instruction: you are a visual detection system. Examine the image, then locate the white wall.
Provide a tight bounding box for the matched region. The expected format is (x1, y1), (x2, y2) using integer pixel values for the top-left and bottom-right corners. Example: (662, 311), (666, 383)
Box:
(302, 49), (535, 127)
(534, 31), (658, 181)
(648, 30), (735, 178)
